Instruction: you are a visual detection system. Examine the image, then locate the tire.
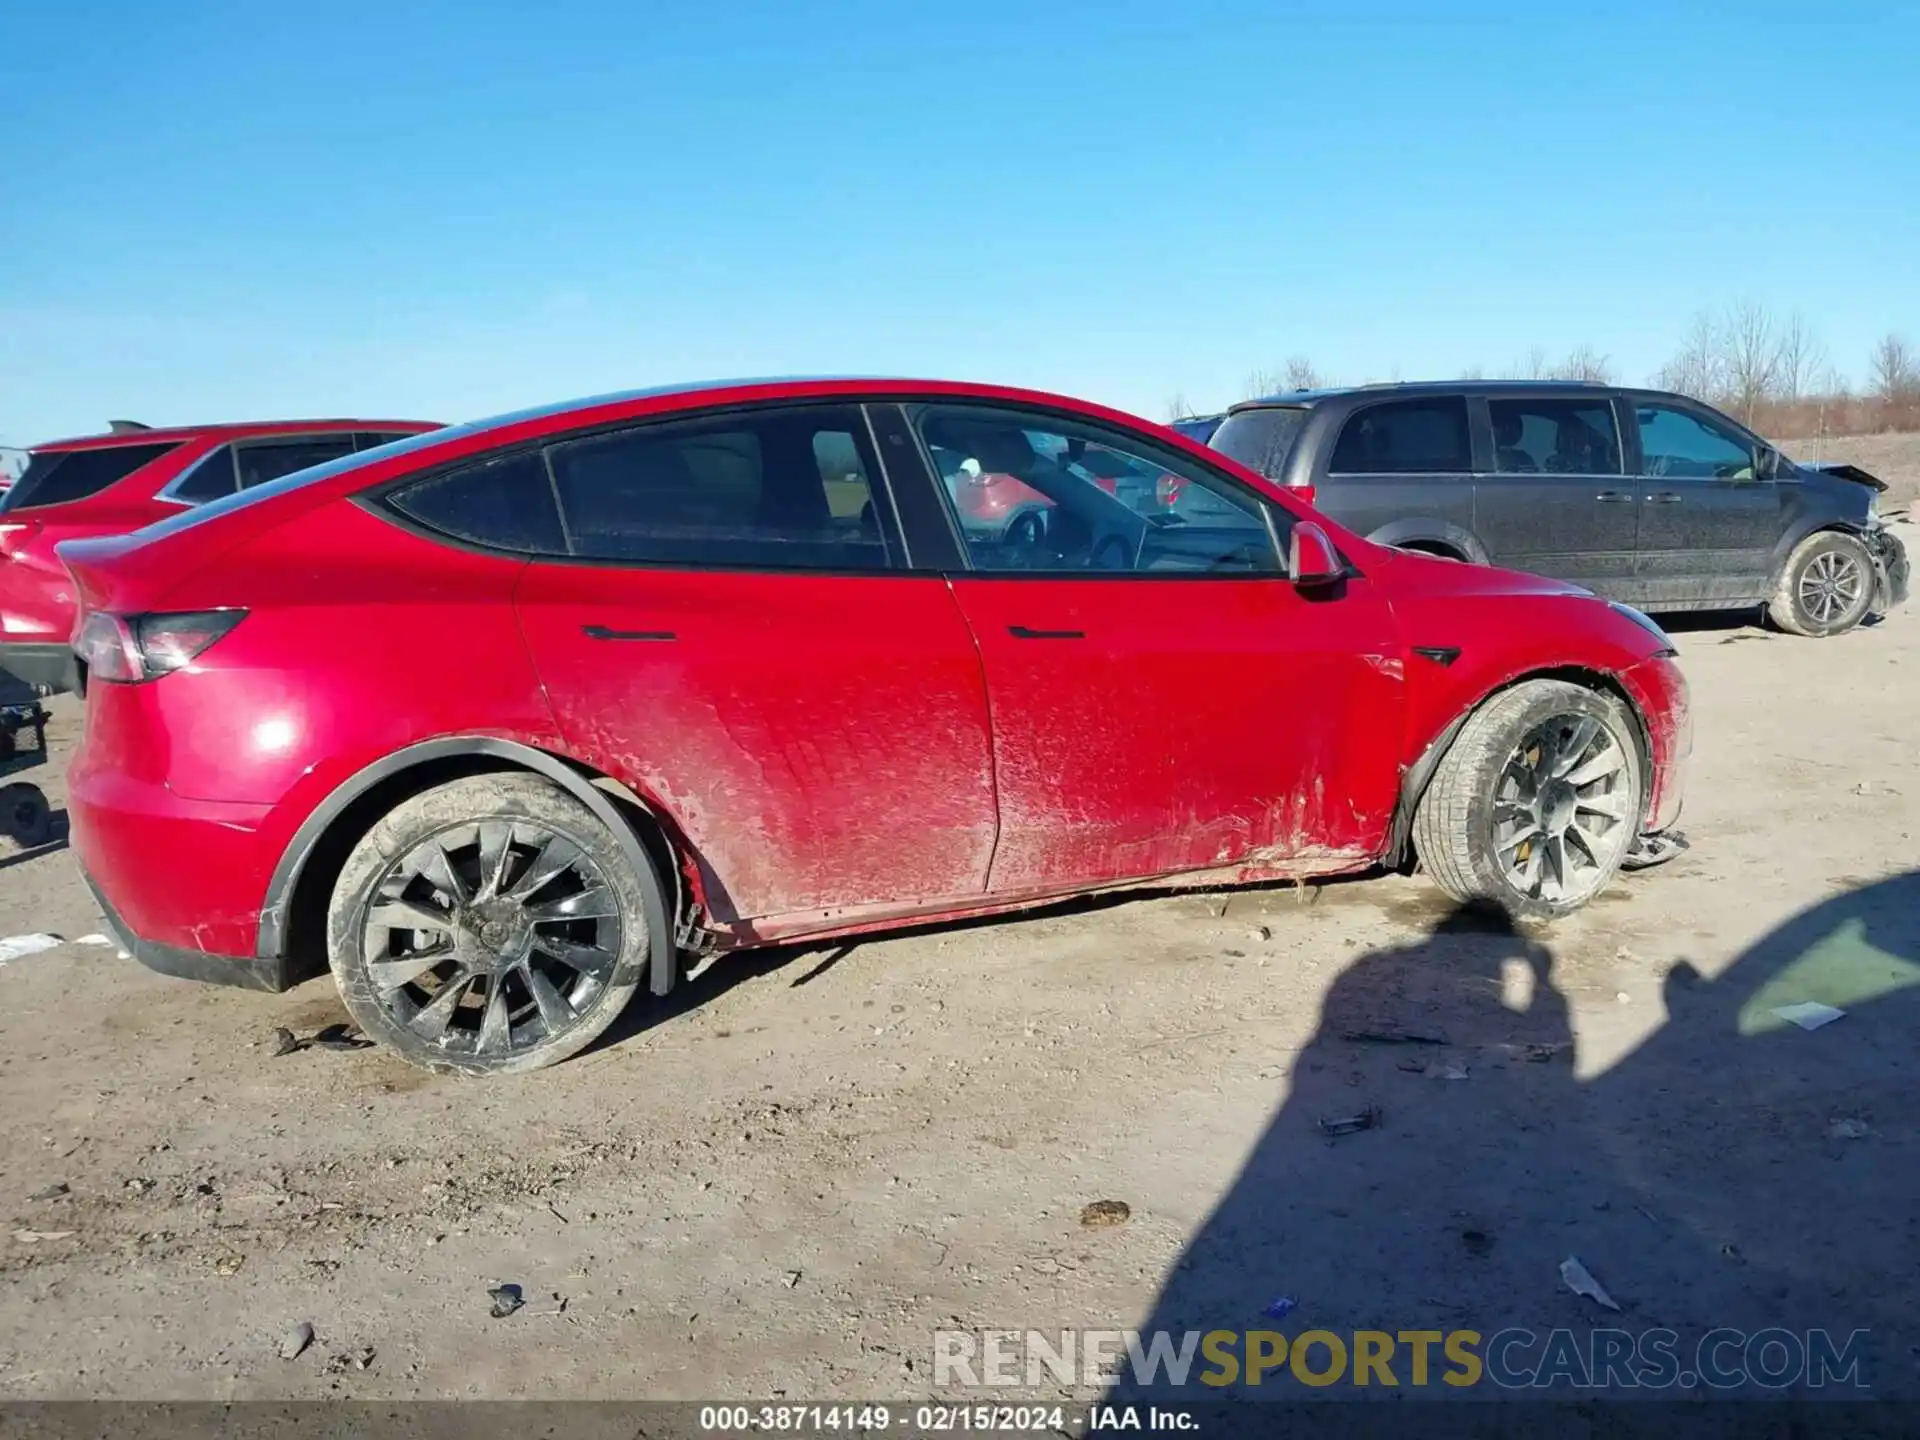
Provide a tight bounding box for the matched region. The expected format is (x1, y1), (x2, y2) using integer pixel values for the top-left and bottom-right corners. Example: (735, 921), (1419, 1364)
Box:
(1768, 531), (1875, 637)
(325, 773), (656, 1075)
(1413, 680), (1645, 922)
(0, 783), (50, 848)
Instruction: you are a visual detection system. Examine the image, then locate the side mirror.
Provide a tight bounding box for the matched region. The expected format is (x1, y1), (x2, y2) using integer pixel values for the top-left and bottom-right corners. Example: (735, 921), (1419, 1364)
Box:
(1289, 522), (1344, 587)
(1757, 448), (1784, 480)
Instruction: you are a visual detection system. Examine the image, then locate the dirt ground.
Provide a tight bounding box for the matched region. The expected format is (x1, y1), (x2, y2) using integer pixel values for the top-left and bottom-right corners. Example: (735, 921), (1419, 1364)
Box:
(1, 528), (1916, 1405)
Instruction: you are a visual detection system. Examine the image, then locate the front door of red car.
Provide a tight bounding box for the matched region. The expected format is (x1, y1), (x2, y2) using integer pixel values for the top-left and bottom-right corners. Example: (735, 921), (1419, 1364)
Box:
(512, 403), (998, 930)
(901, 403), (1407, 897)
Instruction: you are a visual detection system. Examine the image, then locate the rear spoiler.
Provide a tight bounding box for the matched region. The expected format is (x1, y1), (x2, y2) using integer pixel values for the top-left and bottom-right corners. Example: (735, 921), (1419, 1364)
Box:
(1803, 461), (1888, 493)
(106, 420), (152, 434)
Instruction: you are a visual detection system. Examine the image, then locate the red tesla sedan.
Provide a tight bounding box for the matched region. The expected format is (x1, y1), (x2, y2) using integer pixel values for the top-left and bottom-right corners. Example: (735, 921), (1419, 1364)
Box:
(60, 378), (1690, 1074)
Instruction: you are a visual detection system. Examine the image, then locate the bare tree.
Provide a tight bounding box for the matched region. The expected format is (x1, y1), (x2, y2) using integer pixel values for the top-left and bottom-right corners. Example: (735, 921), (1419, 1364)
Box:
(1283, 355), (1324, 391)
(1457, 364), (1487, 381)
(1654, 311), (1725, 402)
(1165, 393), (1196, 422)
(1869, 333), (1919, 404)
(1776, 311), (1827, 401)
(1521, 345), (1551, 380)
(1244, 369), (1284, 401)
(1721, 299), (1784, 423)
(1554, 344), (1615, 384)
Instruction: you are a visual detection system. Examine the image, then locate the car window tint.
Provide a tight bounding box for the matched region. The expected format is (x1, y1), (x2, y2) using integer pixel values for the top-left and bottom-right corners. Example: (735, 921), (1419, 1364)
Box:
(915, 404), (1281, 576)
(0, 441), (181, 512)
(1488, 399), (1622, 475)
(1328, 399), (1471, 474)
(546, 405), (892, 570)
(236, 437), (358, 489)
(1636, 404), (1757, 480)
(387, 451), (567, 554)
(169, 445), (239, 502)
(354, 431), (421, 451)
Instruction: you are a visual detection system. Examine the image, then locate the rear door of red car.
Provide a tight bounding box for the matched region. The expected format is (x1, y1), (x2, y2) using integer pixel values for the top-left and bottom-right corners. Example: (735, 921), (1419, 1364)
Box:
(885, 401), (1407, 898)
(508, 402), (998, 929)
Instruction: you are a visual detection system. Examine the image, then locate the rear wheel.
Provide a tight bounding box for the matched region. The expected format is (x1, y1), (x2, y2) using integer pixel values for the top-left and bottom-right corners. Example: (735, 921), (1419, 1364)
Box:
(1768, 531), (1874, 637)
(1414, 680), (1644, 921)
(325, 773), (654, 1075)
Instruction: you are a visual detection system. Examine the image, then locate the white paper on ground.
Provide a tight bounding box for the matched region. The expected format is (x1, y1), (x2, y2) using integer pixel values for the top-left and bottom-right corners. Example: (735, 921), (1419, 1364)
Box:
(0, 933), (64, 965)
(74, 934), (115, 947)
(1770, 1002), (1846, 1031)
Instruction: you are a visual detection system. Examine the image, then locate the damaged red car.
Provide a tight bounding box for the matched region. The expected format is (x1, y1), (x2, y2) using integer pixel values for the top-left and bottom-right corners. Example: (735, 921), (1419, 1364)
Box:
(61, 378), (1690, 1074)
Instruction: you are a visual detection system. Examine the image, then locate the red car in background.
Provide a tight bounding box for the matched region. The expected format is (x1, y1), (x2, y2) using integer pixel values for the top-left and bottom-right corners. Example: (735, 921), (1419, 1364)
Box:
(0, 417), (439, 692)
(60, 377), (1689, 1075)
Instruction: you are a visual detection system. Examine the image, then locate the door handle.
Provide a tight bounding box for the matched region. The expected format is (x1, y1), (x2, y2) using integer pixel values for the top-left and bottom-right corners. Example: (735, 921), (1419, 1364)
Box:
(1596, 491), (1632, 503)
(1646, 492), (1682, 504)
(1008, 625), (1085, 640)
(581, 624), (677, 642)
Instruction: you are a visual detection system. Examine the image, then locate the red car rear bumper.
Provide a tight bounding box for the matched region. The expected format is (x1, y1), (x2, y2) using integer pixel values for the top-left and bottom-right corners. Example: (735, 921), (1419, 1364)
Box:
(67, 755), (290, 990)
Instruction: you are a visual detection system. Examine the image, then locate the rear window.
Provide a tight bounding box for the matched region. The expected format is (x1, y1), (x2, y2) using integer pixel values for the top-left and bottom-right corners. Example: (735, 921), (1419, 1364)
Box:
(0, 441), (181, 512)
(1209, 406), (1309, 480)
(387, 452), (567, 554)
(1329, 399), (1472, 475)
(236, 437), (358, 489)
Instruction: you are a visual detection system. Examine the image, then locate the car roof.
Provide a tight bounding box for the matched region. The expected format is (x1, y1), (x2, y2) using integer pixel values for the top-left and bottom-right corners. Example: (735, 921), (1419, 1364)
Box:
(33, 418), (442, 451)
(1231, 379), (1634, 411)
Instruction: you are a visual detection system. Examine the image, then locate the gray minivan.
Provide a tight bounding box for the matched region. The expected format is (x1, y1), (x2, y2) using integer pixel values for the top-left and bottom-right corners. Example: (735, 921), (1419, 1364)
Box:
(1208, 381), (1907, 637)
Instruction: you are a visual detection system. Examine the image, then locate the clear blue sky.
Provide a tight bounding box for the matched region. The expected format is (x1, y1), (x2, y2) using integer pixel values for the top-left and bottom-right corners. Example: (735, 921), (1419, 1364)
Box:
(3, 1), (1915, 444)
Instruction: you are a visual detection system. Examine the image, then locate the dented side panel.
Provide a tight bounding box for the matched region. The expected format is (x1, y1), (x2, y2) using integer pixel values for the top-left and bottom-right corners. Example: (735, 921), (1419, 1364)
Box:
(515, 564), (998, 923)
(946, 574), (1407, 894)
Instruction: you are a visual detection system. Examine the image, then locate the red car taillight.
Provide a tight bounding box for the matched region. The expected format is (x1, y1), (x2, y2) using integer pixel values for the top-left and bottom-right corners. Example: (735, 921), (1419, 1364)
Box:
(76, 609), (246, 684)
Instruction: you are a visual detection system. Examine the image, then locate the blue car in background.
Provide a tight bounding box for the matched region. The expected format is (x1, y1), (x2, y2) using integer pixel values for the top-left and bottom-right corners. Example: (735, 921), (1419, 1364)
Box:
(1169, 414), (1224, 445)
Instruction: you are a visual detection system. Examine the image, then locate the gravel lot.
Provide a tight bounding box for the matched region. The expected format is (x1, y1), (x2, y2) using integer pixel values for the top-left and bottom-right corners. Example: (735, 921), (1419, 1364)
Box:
(1, 525), (1916, 1403)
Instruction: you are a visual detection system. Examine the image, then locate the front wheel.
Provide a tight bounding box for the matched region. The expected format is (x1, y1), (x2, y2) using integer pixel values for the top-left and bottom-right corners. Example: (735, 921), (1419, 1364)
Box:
(1768, 531), (1874, 637)
(1414, 680), (1644, 921)
(325, 773), (655, 1075)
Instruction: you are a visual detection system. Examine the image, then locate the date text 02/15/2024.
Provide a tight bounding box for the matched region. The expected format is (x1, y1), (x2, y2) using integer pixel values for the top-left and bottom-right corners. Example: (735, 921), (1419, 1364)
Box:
(695, 1404), (1186, 1433)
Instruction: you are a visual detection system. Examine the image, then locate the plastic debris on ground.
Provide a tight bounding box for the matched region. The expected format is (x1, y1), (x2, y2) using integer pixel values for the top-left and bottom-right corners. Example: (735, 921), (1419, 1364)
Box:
(1318, 1104), (1383, 1138)
(1828, 1118), (1870, 1140)
(1559, 1256), (1620, 1312)
(488, 1283), (525, 1318)
(1770, 1001), (1846, 1031)
(73, 934), (115, 947)
(1262, 1297), (1297, 1320)
(0, 933), (64, 965)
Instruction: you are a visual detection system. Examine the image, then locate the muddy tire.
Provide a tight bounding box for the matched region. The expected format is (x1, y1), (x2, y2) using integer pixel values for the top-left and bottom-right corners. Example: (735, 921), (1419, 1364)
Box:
(1414, 680), (1644, 922)
(325, 773), (657, 1075)
(1767, 530), (1875, 637)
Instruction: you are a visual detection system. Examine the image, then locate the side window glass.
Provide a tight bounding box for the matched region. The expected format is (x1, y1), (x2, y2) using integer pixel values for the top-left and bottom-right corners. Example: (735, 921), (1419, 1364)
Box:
(1488, 400), (1622, 475)
(1328, 399), (1471, 474)
(168, 445), (238, 503)
(387, 452), (566, 554)
(354, 431), (420, 452)
(1636, 405), (1757, 480)
(545, 405), (892, 570)
(236, 437), (358, 489)
(914, 405), (1281, 575)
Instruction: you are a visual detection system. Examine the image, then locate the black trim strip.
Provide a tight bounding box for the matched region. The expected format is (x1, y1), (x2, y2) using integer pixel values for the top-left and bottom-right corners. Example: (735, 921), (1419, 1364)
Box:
(1412, 645), (1461, 667)
(1008, 625), (1085, 640)
(582, 625), (676, 642)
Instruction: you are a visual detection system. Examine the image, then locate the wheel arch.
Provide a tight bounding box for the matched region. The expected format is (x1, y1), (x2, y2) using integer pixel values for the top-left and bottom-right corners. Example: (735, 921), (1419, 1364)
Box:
(1766, 520), (1871, 592)
(260, 737), (681, 998)
(1364, 518), (1490, 566)
(1386, 664), (1655, 870)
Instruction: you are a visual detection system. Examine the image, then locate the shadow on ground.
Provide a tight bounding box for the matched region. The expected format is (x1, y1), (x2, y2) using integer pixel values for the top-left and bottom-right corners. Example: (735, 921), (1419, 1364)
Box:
(1109, 873), (1918, 1403)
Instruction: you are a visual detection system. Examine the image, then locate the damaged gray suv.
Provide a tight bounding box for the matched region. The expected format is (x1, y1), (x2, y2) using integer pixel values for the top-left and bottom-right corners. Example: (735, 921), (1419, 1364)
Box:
(1210, 381), (1908, 637)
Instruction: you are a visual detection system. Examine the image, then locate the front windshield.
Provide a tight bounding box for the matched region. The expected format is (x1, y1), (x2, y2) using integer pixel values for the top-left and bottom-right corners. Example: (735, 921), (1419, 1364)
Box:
(1210, 405), (1310, 480)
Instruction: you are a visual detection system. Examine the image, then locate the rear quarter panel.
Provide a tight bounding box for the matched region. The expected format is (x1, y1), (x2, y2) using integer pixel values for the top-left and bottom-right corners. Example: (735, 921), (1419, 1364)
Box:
(115, 498), (558, 841)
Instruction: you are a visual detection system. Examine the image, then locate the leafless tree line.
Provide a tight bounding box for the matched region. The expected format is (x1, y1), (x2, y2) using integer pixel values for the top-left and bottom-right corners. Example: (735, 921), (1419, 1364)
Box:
(1171, 305), (1920, 435)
